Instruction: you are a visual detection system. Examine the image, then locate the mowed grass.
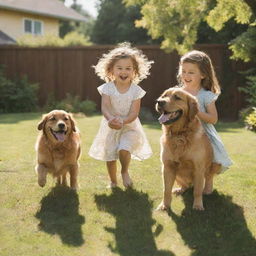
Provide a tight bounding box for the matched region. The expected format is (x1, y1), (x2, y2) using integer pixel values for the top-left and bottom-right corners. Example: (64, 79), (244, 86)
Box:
(0, 113), (256, 256)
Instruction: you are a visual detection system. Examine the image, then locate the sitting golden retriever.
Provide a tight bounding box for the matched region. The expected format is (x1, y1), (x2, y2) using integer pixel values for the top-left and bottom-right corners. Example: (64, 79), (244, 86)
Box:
(156, 88), (218, 211)
(35, 110), (81, 190)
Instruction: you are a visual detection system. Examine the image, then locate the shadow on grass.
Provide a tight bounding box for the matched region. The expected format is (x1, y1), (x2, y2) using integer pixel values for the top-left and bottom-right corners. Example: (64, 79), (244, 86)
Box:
(35, 186), (85, 246)
(0, 112), (42, 124)
(95, 187), (174, 256)
(168, 189), (256, 256)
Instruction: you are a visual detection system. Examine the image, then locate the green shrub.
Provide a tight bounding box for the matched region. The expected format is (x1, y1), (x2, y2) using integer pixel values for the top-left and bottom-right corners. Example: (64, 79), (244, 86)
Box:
(17, 32), (91, 47)
(0, 66), (39, 113)
(239, 68), (256, 106)
(239, 69), (256, 130)
(17, 34), (63, 47)
(239, 107), (254, 122)
(245, 107), (256, 132)
(79, 100), (97, 115)
(44, 93), (97, 115)
(63, 32), (91, 46)
(55, 94), (81, 113)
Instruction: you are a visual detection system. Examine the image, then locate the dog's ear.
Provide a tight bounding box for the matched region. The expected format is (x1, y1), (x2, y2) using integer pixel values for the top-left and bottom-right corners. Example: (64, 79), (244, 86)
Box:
(188, 96), (199, 121)
(37, 114), (48, 130)
(69, 113), (77, 132)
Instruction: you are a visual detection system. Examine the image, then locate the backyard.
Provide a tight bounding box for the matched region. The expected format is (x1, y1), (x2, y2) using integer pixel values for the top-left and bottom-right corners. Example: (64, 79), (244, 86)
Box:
(0, 113), (256, 256)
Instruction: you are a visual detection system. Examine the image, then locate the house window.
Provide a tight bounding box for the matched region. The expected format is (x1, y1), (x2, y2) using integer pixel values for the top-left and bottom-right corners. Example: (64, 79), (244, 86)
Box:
(24, 19), (43, 35)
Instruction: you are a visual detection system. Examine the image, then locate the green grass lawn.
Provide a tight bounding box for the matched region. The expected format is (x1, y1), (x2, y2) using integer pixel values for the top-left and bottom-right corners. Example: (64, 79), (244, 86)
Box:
(0, 113), (256, 256)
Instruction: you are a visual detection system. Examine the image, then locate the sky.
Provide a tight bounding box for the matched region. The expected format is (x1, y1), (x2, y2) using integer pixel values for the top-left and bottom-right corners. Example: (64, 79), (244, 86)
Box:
(64, 0), (99, 17)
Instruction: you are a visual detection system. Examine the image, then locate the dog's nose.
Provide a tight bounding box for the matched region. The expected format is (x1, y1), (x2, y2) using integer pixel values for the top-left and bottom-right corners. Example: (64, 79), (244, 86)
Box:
(156, 100), (166, 107)
(58, 123), (65, 129)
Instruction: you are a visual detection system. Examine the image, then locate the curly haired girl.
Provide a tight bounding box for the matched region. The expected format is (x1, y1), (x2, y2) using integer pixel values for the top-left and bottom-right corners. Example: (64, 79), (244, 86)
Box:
(89, 43), (153, 188)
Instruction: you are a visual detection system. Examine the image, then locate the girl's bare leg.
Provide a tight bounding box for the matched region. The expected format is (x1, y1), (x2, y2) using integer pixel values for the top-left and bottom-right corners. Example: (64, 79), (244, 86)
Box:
(204, 163), (221, 194)
(119, 150), (133, 187)
(106, 160), (118, 187)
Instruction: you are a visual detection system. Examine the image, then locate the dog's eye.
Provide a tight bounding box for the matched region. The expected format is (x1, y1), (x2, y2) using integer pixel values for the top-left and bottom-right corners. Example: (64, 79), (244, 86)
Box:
(64, 117), (69, 121)
(174, 94), (181, 100)
(49, 116), (56, 121)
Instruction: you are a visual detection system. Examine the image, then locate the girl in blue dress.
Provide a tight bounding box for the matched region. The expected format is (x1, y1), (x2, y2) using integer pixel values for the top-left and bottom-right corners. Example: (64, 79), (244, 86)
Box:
(177, 50), (232, 194)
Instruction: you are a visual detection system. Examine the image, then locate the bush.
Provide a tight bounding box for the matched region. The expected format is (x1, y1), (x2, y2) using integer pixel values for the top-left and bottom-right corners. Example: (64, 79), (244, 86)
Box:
(245, 107), (256, 132)
(63, 32), (91, 46)
(239, 69), (256, 130)
(17, 32), (91, 47)
(0, 66), (39, 113)
(44, 93), (97, 115)
(239, 68), (256, 106)
(79, 100), (97, 115)
(239, 107), (254, 122)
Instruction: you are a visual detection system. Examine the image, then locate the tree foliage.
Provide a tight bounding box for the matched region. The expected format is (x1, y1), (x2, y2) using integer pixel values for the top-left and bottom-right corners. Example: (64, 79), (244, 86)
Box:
(91, 0), (156, 44)
(59, 0), (94, 40)
(125, 0), (256, 62)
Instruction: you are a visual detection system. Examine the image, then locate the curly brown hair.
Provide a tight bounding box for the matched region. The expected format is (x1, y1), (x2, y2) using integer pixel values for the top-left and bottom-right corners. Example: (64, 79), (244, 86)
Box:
(93, 42), (153, 84)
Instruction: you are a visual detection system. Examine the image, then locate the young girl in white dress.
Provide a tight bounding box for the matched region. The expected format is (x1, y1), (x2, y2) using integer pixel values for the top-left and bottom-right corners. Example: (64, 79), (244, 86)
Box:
(89, 43), (153, 188)
(177, 50), (232, 193)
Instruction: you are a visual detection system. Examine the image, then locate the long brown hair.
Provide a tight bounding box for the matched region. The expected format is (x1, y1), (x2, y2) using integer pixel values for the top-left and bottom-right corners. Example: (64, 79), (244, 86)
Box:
(177, 50), (221, 94)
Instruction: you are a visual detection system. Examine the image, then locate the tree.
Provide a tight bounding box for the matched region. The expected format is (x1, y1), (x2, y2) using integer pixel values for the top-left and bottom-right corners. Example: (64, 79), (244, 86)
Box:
(59, 0), (94, 40)
(125, 0), (256, 62)
(91, 0), (156, 44)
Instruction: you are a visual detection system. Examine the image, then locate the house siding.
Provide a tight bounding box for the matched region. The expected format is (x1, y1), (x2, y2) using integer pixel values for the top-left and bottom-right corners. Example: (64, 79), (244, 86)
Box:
(0, 9), (59, 39)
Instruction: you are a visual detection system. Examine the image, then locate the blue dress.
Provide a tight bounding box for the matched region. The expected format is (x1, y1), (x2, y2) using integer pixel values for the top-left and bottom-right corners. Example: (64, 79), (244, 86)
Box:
(196, 88), (232, 173)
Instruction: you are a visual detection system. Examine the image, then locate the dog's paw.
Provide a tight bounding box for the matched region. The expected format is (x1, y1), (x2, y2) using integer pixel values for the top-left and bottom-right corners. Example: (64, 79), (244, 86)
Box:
(172, 187), (186, 196)
(38, 178), (46, 187)
(192, 203), (205, 211)
(156, 203), (169, 211)
(70, 184), (79, 191)
(203, 188), (213, 195)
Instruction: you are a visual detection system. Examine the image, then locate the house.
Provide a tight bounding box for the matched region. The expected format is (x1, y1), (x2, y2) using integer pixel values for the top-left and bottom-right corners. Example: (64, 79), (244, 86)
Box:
(0, 0), (87, 44)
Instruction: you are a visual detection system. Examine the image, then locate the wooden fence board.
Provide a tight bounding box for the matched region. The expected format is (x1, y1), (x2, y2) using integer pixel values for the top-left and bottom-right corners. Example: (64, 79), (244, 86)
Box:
(0, 45), (252, 120)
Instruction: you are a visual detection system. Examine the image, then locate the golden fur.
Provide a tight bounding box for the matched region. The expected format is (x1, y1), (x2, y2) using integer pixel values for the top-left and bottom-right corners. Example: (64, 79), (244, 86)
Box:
(35, 110), (81, 189)
(156, 88), (218, 210)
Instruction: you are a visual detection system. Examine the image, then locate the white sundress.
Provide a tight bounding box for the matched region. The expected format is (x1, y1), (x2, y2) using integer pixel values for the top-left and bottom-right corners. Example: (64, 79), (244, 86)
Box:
(89, 82), (152, 161)
(197, 88), (233, 173)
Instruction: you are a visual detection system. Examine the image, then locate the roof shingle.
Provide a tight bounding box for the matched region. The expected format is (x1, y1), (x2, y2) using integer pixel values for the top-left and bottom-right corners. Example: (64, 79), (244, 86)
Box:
(0, 0), (87, 22)
(0, 30), (16, 44)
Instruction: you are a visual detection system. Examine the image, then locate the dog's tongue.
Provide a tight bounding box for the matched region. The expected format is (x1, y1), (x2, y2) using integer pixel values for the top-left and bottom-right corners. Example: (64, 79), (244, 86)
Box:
(54, 132), (65, 142)
(158, 113), (169, 124)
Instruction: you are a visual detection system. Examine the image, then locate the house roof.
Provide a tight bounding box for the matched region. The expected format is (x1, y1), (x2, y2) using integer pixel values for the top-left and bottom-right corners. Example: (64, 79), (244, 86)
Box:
(0, 30), (16, 44)
(0, 0), (87, 22)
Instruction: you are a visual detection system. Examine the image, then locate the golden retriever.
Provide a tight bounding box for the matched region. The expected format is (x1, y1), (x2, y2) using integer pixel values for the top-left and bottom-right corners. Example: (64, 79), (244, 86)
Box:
(156, 88), (219, 211)
(35, 110), (81, 190)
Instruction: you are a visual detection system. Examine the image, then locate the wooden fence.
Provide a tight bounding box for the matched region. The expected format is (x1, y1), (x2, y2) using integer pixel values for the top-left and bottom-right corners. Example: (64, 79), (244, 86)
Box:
(0, 45), (252, 120)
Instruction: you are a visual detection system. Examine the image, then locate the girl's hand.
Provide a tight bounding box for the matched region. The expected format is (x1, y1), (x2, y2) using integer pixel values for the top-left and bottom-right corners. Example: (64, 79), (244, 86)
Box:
(197, 101), (218, 124)
(108, 117), (123, 130)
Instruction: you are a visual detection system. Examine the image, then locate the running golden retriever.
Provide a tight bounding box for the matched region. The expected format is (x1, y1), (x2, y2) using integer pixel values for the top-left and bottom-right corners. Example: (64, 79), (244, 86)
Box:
(35, 110), (81, 190)
(156, 88), (218, 211)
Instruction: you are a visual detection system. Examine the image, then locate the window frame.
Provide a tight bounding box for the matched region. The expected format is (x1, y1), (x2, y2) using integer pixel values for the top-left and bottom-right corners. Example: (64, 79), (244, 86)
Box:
(23, 18), (44, 35)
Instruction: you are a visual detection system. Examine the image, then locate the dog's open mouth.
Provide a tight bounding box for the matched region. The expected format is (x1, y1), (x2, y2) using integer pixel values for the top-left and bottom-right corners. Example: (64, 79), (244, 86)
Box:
(51, 129), (66, 142)
(158, 110), (183, 125)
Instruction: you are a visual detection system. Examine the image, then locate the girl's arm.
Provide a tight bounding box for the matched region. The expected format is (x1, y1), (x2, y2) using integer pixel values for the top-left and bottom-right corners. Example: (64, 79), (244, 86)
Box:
(101, 94), (115, 121)
(123, 99), (141, 125)
(197, 101), (218, 124)
(102, 94), (123, 129)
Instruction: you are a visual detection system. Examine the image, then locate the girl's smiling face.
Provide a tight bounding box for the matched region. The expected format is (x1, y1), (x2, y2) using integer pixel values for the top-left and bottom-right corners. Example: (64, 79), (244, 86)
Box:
(112, 57), (135, 86)
(180, 62), (204, 88)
